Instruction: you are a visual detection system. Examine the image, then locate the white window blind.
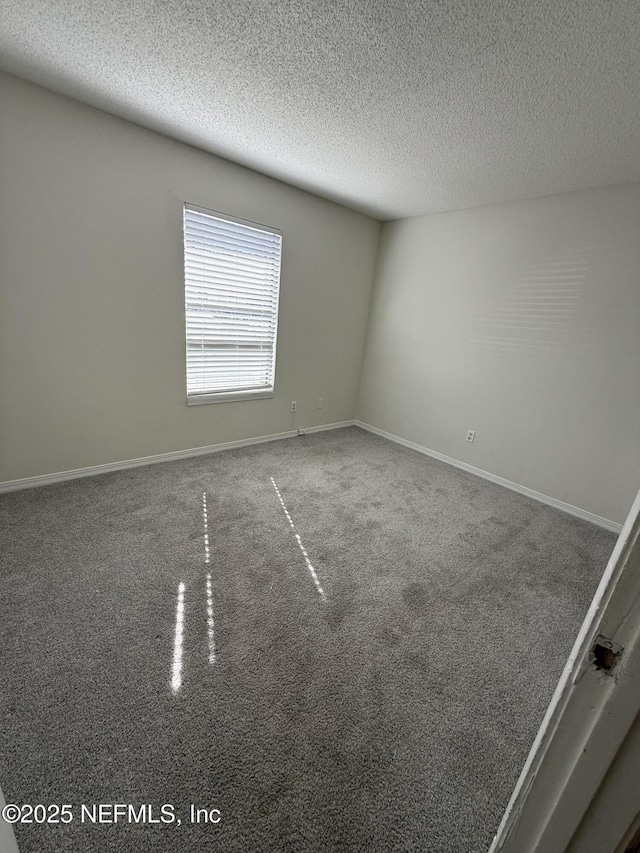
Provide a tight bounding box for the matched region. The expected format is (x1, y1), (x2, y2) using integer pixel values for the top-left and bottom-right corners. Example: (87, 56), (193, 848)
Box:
(183, 205), (282, 403)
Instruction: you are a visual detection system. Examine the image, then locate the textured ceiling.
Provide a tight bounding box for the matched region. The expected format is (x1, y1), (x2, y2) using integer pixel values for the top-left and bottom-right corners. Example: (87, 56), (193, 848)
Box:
(1, 0), (640, 219)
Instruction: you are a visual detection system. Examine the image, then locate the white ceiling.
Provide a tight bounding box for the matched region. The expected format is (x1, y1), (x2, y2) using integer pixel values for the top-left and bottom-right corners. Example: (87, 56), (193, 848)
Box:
(1, 0), (640, 220)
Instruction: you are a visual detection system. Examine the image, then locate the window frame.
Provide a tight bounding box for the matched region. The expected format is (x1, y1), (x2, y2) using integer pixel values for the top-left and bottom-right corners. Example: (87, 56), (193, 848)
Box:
(182, 203), (283, 406)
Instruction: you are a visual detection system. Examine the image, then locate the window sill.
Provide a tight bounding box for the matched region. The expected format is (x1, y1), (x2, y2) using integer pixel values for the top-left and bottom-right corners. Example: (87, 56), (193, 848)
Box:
(187, 390), (275, 406)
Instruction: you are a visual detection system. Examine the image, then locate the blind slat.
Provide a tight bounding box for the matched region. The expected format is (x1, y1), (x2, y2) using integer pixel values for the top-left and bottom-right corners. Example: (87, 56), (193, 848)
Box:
(184, 205), (281, 398)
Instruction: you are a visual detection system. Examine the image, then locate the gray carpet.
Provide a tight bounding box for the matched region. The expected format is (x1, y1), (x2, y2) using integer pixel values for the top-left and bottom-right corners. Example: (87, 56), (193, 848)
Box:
(0, 427), (615, 852)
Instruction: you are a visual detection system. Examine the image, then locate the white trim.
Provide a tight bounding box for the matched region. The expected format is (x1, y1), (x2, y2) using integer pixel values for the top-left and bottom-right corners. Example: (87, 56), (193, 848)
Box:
(300, 420), (354, 435)
(186, 390), (275, 405)
(354, 420), (622, 533)
(489, 485), (640, 853)
(0, 421), (355, 493)
(1, 419), (620, 536)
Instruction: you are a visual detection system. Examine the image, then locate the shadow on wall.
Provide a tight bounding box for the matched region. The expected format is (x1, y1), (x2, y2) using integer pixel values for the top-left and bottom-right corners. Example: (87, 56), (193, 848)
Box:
(469, 237), (589, 362)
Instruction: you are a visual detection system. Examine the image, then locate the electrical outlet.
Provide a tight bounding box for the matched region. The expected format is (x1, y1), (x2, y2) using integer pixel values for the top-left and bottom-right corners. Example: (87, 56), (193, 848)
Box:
(290, 401), (297, 413)
(466, 429), (476, 443)
(297, 428), (306, 436)
(317, 397), (324, 409)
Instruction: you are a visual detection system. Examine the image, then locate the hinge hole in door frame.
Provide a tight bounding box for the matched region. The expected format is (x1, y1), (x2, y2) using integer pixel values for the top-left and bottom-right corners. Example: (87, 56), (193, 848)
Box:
(591, 635), (624, 675)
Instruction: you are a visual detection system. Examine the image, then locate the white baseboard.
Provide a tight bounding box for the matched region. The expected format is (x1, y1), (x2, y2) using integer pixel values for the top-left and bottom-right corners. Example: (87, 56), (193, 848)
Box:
(300, 420), (355, 435)
(354, 420), (622, 534)
(0, 420), (356, 494)
(1, 419), (623, 534)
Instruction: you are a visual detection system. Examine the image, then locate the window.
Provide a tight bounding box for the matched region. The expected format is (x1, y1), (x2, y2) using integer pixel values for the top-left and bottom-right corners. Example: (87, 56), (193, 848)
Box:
(183, 204), (282, 404)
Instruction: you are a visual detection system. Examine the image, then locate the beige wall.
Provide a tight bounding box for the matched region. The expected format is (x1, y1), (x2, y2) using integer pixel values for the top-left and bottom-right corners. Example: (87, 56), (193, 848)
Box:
(357, 184), (640, 525)
(0, 72), (380, 482)
(2, 72), (638, 526)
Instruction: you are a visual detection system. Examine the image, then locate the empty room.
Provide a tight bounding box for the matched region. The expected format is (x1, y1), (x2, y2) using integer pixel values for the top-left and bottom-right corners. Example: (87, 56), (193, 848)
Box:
(1, 1), (640, 852)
